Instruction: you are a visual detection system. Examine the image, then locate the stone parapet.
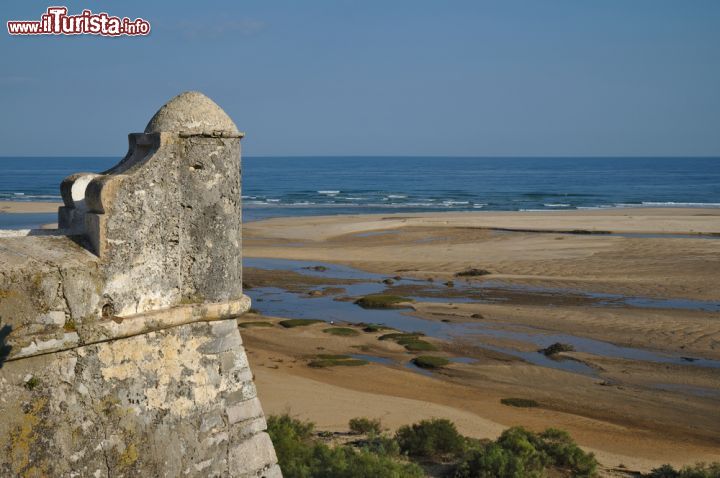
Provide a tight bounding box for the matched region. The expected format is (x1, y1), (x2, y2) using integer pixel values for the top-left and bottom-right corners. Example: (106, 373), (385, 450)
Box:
(0, 92), (280, 477)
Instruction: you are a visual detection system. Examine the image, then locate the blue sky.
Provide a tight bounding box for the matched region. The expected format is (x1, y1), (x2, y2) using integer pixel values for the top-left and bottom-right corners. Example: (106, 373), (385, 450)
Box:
(1, 0), (719, 157)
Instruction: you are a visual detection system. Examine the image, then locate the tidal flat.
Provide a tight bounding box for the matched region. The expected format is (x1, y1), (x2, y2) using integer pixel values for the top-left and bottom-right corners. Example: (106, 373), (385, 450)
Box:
(241, 208), (720, 475)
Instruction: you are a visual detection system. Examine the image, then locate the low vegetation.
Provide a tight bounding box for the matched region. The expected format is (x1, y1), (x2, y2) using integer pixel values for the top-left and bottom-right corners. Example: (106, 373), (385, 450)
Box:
(398, 337), (437, 351)
(396, 419), (466, 460)
(308, 354), (368, 368)
(354, 294), (412, 309)
(238, 321), (275, 328)
(362, 323), (392, 333)
(279, 319), (323, 328)
(267, 414), (424, 478)
(378, 332), (438, 351)
(500, 397), (540, 408)
(379, 332), (424, 341)
(455, 268), (491, 277)
(647, 462), (720, 478)
(539, 342), (576, 356)
(412, 356), (450, 369)
(455, 427), (598, 478)
(349, 417), (383, 435)
(268, 414), (718, 478)
(323, 327), (360, 337)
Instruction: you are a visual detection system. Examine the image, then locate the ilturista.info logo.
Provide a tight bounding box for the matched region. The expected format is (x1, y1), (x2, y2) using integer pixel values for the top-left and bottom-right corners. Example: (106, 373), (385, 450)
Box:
(7, 6), (150, 36)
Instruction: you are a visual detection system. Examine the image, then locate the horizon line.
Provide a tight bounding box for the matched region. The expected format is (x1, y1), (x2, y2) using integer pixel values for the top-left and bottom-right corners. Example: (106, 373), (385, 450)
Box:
(1, 155), (719, 159)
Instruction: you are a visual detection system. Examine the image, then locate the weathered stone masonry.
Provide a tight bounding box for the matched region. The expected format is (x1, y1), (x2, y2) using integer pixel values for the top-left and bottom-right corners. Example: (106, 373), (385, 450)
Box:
(0, 92), (281, 477)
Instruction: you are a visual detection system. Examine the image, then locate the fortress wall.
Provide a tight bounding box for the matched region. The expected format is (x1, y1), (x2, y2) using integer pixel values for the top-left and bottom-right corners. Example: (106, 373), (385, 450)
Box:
(0, 92), (280, 477)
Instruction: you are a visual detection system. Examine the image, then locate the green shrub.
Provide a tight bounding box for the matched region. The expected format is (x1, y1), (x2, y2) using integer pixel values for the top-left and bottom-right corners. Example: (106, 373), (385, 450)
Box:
(363, 324), (391, 333)
(500, 398), (539, 408)
(238, 321), (275, 328)
(379, 333), (423, 341)
(649, 464), (680, 478)
(266, 414), (315, 478)
(455, 442), (546, 478)
(412, 356), (450, 369)
(279, 319), (323, 328)
(397, 338), (437, 351)
(539, 343), (575, 356)
(378, 332), (437, 351)
(349, 417), (383, 435)
(354, 295), (412, 309)
(454, 426), (598, 478)
(323, 327), (360, 337)
(313, 445), (425, 478)
(267, 414), (424, 478)
(396, 418), (465, 459)
(268, 415), (599, 478)
(308, 355), (368, 368)
(362, 435), (402, 457)
(537, 428), (597, 476)
(648, 462), (720, 478)
(455, 268), (491, 277)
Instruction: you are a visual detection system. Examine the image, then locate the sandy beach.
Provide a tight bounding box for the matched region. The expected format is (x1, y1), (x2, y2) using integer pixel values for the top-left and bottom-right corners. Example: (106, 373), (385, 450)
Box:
(242, 208), (720, 475)
(0, 201), (60, 214)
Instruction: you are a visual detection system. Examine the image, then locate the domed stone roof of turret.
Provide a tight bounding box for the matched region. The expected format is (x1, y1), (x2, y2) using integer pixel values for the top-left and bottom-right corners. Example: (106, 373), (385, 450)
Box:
(144, 91), (239, 134)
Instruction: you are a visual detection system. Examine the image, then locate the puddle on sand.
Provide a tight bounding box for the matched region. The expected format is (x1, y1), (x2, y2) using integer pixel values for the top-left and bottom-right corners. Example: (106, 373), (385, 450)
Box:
(450, 357), (479, 364)
(427, 279), (720, 313)
(246, 257), (389, 281)
(348, 353), (720, 398)
(491, 283), (720, 313)
(244, 257), (720, 377)
(349, 353), (479, 378)
(349, 354), (395, 366)
(247, 257), (720, 313)
(404, 361), (435, 377)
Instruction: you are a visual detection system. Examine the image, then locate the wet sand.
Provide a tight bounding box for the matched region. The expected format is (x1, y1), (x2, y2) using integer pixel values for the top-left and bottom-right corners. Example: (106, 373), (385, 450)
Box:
(245, 208), (720, 301)
(242, 209), (720, 474)
(241, 317), (719, 475)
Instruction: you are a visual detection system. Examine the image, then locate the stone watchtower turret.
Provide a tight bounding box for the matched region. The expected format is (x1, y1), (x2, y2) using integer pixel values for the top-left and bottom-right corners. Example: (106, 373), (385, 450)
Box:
(0, 92), (280, 477)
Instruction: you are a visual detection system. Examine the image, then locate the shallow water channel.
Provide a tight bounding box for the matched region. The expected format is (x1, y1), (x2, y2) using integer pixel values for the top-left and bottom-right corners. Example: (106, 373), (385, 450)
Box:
(243, 257), (720, 380)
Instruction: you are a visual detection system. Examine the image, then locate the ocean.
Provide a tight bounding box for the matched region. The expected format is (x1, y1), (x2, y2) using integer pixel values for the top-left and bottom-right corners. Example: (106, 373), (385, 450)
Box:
(1, 156), (719, 228)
